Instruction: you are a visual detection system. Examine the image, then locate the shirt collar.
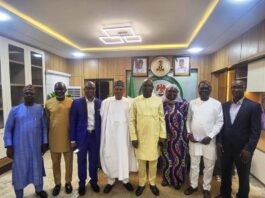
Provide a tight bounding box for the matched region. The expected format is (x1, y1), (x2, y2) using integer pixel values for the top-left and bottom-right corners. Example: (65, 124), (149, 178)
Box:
(85, 97), (94, 103)
(232, 97), (244, 105)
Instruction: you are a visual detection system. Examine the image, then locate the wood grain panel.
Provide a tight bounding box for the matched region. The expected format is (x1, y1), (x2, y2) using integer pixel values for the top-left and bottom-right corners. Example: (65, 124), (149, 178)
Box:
(228, 37), (242, 65)
(241, 26), (259, 60)
(258, 20), (265, 53)
(45, 51), (68, 73)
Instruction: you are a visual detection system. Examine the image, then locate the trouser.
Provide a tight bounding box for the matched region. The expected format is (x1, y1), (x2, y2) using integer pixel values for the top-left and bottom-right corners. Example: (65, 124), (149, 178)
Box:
(77, 132), (99, 187)
(138, 159), (158, 187)
(220, 152), (252, 198)
(190, 155), (215, 191)
(14, 184), (43, 198)
(107, 177), (129, 185)
(50, 151), (73, 185)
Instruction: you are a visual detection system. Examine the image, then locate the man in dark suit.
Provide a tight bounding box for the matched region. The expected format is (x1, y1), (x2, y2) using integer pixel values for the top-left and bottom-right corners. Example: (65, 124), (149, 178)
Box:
(70, 81), (101, 196)
(215, 80), (261, 198)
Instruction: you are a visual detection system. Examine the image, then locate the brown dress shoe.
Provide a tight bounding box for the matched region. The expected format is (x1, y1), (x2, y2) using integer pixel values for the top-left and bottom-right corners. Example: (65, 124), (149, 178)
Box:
(184, 186), (198, 195)
(203, 190), (211, 198)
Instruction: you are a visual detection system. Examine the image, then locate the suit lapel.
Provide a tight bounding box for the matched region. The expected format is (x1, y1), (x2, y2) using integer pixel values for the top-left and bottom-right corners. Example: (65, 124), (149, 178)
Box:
(82, 97), (88, 121)
(232, 98), (247, 126)
(226, 102), (233, 126)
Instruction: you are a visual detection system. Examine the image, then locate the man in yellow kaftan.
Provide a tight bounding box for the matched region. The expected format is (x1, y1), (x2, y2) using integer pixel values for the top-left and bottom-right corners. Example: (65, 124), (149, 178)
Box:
(130, 79), (166, 196)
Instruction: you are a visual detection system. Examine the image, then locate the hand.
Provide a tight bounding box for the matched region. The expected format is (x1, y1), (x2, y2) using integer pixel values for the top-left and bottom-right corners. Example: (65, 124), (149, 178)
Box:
(217, 143), (224, 156)
(158, 138), (165, 147)
(187, 133), (198, 143)
(6, 147), (14, 159)
(200, 136), (212, 145)
(41, 144), (49, 155)
(71, 142), (77, 151)
(132, 140), (138, 149)
(240, 149), (251, 164)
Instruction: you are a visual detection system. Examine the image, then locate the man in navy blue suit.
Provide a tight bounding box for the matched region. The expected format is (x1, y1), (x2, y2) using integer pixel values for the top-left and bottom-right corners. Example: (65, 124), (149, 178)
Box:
(215, 80), (261, 198)
(70, 81), (101, 196)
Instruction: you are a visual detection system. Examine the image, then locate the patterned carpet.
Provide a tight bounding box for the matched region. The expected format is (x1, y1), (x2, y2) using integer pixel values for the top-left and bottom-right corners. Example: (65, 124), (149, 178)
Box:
(0, 151), (264, 198)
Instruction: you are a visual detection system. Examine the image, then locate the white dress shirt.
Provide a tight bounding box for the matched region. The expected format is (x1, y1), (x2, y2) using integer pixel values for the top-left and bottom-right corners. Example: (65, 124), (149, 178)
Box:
(86, 97), (95, 131)
(230, 97), (244, 124)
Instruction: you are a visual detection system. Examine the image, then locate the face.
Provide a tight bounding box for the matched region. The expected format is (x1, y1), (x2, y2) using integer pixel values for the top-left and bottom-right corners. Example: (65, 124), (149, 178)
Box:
(179, 59), (184, 67)
(54, 82), (66, 100)
(166, 88), (178, 101)
(84, 81), (96, 99)
(198, 82), (211, 101)
(114, 86), (124, 100)
(23, 89), (35, 104)
(142, 79), (153, 98)
(231, 80), (245, 102)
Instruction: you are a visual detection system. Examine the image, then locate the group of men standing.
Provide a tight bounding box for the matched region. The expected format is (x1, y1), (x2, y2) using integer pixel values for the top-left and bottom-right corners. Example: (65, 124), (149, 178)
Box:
(4, 78), (261, 198)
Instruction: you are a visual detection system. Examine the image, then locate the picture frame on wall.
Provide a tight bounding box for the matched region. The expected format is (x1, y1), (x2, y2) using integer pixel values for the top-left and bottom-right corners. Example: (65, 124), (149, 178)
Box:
(132, 57), (148, 77)
(173, 56), (191, 76)
(261, 95), (265, 130)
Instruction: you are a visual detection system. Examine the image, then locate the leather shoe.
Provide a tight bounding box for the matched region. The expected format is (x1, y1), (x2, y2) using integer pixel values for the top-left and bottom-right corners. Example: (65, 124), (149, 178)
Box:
(90, 183), (100, 193)
(150, 185), (159, 196)
(184, 186), (198, 195)
(36, 190), (48, 198)
(65, 183), (72, 194)
(214, 195), (232, 198)
(123, 182), (134, 191)
(203, 190), (211, 198)
(52, 184), (61, 196)
(78, 186), (86, 196)
(174, 183), (181, 190)
(161, 179), (169, 186)
(103, 184), (113, 194)
(135, 186), (145, 196)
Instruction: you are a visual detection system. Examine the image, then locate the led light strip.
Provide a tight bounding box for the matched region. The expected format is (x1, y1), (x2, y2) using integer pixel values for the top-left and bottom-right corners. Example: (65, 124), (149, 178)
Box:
(0, 0), (219, 52)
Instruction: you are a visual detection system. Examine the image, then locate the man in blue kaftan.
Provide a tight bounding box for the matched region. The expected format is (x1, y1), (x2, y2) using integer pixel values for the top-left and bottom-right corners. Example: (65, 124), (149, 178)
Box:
(4, 85), (48, 198)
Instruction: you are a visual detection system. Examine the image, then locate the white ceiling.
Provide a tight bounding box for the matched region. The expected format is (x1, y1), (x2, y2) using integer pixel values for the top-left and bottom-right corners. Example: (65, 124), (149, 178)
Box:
(0, 0), (265, 58)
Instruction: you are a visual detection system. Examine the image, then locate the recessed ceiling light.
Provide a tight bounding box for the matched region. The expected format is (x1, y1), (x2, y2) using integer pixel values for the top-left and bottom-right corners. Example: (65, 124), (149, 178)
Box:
(72, 52), (85, 58)
(228, 0), (251, 4)
(187, 47), (203, 53)
(0, 11), (11, 21)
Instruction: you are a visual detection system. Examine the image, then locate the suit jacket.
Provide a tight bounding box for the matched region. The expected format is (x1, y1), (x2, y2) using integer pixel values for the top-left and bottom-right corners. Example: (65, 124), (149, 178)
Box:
(70, 97), (101, 149)
(218, 98), (261, 154)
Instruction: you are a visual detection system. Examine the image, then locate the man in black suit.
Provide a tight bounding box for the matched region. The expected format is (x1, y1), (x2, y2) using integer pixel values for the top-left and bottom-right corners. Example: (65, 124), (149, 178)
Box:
(215, 80), (261, 198)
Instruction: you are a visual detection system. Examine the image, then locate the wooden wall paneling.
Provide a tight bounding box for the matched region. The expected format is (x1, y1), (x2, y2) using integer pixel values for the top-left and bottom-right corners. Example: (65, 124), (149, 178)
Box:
(83, 58), (99, 79)
(258, 20), (265, 53)
(211, 73), (219, 99)
(228, 37), (242, 66)
(45, 51), (68, 73)
(218, 71), (228, 103)
(240, 26), (259, 60)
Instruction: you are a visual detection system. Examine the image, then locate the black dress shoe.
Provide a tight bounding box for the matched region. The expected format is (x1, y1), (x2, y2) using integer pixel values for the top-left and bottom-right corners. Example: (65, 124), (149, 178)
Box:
(90, 183), (100, 193)
(214, 195), (231, 198)
(184, 186), (198, 195)
(65, 183), (72, 194)
(203, 190), (211, 198)
(135, 186), (145, 196)
(161, 179), (169, 187)
(36, 190), (48, 198)
(174, 183), (181, 190)
(52, 184), (61, 196)
(78, 186), (86, 196)
(150, 185), (159, 196)
(123, 182), (134, 191)
(103, 184), (113, 194)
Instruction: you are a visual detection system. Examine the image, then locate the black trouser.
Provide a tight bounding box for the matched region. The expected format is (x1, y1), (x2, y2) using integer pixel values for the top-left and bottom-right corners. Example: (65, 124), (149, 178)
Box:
(220, 152), (252, 198)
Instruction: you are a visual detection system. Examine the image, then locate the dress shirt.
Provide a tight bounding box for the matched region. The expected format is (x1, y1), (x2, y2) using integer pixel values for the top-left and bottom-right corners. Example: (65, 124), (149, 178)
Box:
(230, 97), (244, 124)
(86, 97), (95, 131)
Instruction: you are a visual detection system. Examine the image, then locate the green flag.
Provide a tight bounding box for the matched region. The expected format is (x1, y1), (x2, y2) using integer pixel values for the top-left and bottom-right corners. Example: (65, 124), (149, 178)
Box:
(128, 74), (135, 98)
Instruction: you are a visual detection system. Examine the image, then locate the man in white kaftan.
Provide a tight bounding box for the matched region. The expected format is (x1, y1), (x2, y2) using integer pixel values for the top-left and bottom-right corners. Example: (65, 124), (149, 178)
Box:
(184, 80), (223, 198)
(100, 80), (137, 194)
